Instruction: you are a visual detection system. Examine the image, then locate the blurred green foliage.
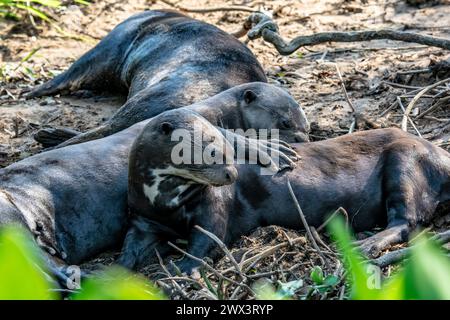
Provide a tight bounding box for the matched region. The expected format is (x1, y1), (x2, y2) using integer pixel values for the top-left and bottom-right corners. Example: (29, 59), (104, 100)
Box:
(1, 220), (449, 300)
(0, 225), (166, 300)
(0, 0), (62, 21)
(0, 0), (90, 22)
(328, 216), (450, 300)
(72, 267), (166, 300)
(0, 225), (56, 299)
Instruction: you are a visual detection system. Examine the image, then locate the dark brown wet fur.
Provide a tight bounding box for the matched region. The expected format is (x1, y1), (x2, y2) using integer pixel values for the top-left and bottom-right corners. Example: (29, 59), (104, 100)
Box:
(27, 10), (276, 147)
(121, 124), (450, 272)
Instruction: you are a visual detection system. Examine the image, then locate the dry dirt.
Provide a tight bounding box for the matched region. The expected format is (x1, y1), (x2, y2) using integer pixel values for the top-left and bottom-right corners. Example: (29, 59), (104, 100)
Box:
(1, 0), (450, 299)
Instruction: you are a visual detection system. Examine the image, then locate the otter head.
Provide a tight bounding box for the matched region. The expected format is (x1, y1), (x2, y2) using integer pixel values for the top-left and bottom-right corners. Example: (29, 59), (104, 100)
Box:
(237, 82), (310, 143)
(130, 109), (238, 212)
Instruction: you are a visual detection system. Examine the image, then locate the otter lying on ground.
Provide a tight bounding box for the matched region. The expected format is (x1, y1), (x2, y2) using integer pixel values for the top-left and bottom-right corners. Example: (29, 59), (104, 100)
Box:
(26, 10), (309, 147)
(0, 84), (301, 281)
(120, 111), (450, 272)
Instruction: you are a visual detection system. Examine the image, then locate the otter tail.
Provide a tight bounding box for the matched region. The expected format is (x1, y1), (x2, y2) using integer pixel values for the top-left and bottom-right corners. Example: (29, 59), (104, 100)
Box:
(34, 128), (81, 148)
(25, 68), (82, 99)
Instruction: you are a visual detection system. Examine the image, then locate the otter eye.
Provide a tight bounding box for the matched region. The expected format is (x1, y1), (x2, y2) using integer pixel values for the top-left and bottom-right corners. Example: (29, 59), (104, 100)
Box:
(160, 122), (173, 135)
(281, 119), (291, 129)
(211, 149), (216, 157)
(243, 90), (257, 104)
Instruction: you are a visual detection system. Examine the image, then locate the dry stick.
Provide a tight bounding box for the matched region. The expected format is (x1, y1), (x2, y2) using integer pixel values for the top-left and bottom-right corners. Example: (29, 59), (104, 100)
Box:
(379, 100), (399, 118)
(287, 178), (330, 268)
(155, 249), (189, 299)
(334, 63), (356, 133)
(310, 226), (336, 255)
(401, 78), (450, 131)
(397, 68), (431, 75)
(220, 236), (306, 275)
(371, 230), (450, 268)
(194, 225), (245, 279)
(167, 241), (255, 295)
(416, 95), (450, 120)
(317, 207), (349, 232)
(240, 12), (450, 55)
(396, 96), (422, 137)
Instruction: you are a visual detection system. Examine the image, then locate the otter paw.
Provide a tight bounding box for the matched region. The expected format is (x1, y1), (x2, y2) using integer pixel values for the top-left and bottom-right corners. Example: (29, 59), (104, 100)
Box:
(356, 238), (384, 258)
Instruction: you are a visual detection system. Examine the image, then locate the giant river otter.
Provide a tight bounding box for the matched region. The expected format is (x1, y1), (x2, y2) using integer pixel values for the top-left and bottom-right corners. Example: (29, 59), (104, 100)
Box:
(26, 10), (309, 147)
(121, 110), (450, 272)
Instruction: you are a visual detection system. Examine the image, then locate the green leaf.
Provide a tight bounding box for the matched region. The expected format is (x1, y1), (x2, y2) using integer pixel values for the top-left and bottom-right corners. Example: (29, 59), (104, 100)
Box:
(14, 3), (51, 21)
(12, 0), (61, 8)
(72, 267), (166, 300)
(310, 266), (324, 285)
(402, 235), (450, 299)
(200, 268), (218, 298)
(0, 225), (57, 300)
(323, 275), (339, 287)
(327, 216), (380, 299)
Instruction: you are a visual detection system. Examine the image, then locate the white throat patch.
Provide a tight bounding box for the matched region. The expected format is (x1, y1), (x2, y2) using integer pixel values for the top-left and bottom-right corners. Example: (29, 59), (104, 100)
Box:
(142, 166), (196, 205)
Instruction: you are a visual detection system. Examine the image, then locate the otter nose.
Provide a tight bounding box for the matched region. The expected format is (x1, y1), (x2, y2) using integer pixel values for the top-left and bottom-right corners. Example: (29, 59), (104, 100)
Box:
(224, 166), (238, 184)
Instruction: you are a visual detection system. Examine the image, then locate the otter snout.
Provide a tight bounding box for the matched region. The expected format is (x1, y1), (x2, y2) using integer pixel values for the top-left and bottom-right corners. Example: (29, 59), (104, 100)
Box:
(223, 166), (238, 184)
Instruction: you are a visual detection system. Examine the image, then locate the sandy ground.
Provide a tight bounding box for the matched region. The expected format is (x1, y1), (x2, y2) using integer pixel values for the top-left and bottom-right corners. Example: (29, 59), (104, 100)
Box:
(1, 0), (450, 299)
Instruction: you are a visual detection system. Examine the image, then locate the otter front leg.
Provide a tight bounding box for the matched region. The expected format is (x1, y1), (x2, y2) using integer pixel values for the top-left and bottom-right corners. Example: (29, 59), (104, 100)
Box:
(355, 221), (409, 257)
(116, 216), (169, 270)
(171, 227), (223, 275)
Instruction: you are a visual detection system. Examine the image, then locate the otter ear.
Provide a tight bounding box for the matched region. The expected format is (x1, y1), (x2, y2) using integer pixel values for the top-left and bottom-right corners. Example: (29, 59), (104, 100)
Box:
(243, 90), (257, 104)
(160, 122), (174, 135)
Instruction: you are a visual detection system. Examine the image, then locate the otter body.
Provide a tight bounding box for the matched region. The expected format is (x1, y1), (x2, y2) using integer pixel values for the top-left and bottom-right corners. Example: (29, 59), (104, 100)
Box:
(0, 83), (304, 267)
(123, 118), (450, 272)
(27, 10), (282, 147)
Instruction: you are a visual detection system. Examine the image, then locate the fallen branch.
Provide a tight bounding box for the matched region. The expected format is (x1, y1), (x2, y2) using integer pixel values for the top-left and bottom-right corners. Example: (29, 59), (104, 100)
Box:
(371, 230), (450, 268)
(239, 12), (450, 55)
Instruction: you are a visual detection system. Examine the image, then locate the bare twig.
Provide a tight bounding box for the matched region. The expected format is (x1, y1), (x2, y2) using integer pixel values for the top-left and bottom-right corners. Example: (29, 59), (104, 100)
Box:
(240, 12), (450, 55)
(401, 78), (450, 131)
(396, 96), (422, 137)
(287, 178), (330, 268)
(220, 236), (306, 274)
(317, 207), (349, 232)
(334, 63), (358, 133)
(194, 225), (245, 279)
(155, 249), (189, 299)
(167, 241), (255, 294)
(334, 63), (356, 113)
(416, 95), (450, 120)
